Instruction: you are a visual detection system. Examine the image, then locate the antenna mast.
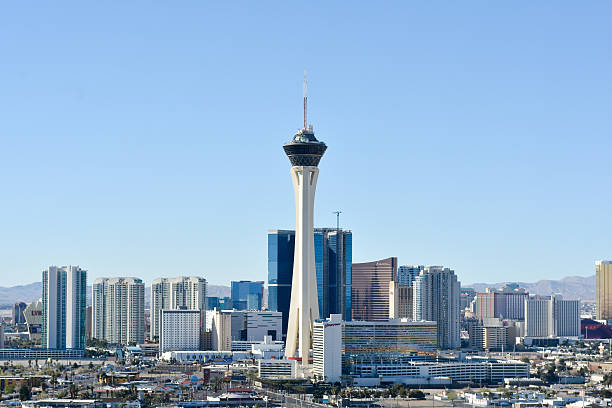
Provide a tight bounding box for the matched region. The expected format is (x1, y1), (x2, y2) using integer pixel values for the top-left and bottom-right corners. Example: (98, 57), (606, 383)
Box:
(333, 210), (342, 231)
(303, 70), (307, 129)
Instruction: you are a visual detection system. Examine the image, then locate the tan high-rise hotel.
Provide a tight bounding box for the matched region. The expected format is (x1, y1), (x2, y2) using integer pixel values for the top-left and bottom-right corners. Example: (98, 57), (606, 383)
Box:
(597, 260), (612, 320)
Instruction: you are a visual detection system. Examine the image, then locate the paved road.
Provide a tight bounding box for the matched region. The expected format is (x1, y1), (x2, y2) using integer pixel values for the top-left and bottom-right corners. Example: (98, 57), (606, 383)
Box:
(259, 389), (329, 408)
(378, 397), (472, 408)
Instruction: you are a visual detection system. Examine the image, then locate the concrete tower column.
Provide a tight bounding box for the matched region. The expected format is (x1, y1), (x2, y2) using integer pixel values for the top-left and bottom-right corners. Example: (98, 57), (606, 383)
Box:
(282, 120), (327, 365)
(285, 166), (320, 361)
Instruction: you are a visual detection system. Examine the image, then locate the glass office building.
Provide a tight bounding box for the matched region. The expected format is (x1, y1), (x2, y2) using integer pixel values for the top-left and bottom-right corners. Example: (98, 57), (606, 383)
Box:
(314, 228), (352, 321)
(397, 265), (424, 286)
(207, 296), (233, 311)
(268, 228), (353, 335)
(268, 230), (296, 335)
(231, 280), (264, 310)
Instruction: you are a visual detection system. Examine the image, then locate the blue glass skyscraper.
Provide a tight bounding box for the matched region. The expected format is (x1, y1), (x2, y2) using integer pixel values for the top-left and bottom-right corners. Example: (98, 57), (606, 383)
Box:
(268, 228), (352, 334)
(314, 228), (352, 320)
(231, 280), (264, 310)
(268, 230), (295, 335)
(397, 265), (424, 286)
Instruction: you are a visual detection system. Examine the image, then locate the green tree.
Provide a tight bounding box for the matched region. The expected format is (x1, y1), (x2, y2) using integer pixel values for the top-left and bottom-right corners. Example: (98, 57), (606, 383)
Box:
(19, 385), (32, 401)
(409, 390), (425, 400)
(600, 389), (612, 399)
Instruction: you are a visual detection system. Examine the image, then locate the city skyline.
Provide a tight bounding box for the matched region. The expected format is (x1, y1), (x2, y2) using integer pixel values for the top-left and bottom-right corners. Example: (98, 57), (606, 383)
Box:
(1, 2), (611, 287)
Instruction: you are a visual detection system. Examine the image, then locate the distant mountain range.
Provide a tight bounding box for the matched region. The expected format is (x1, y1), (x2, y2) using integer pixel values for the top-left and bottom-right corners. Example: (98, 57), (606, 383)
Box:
(0, 282), (43, 308)
(465, 275), (595, 301)
(0, 282), (231, 309)
(0, 275), (595, 308)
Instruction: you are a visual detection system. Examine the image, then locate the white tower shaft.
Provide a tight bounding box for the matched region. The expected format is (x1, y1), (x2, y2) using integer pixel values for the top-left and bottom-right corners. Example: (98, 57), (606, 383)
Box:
(285, 165), (320, 363)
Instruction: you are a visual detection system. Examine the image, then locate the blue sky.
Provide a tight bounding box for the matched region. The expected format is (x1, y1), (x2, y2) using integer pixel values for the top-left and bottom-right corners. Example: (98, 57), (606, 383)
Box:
(0, 2), (610, 287)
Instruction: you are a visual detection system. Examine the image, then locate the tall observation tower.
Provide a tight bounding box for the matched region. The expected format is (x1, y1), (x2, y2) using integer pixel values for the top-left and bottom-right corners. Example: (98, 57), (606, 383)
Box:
(283, 75), (326, 364)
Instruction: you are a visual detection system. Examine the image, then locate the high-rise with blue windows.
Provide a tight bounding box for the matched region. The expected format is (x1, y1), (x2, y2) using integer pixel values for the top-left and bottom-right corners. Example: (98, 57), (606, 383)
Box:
(268, 230), (296, 335)
(42, 265), (87, 350)
(314, 228), (352, 321)
(268, 228), (352, 335)
(231, 280), (264, 310)
(397, 265), (424, 286)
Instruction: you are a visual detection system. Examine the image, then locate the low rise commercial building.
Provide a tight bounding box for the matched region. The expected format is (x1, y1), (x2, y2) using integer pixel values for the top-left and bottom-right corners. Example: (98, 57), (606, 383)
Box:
(251, 336), (284, 359)
(258, 359), (297, 380)
(312, 315), (528, 385)
(0, 348), (84, 360)
(313, 314), (438, 382)
(160, 350), (245, 364)
(349, 359), (528, 386)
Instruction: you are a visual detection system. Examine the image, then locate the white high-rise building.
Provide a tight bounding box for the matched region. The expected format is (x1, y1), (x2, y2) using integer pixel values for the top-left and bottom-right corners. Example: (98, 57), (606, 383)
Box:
(42, 266), (87, 349)
(160, 309), (201, 352)
(92, 277), (145, 345)
(312, 314), (343, 382)
(283, 81), (327, 364)
(554, 297), (580, 337)
(150, 276), (207, 340)
(413, 266), (460, 349)
(524, 295), (580, 338)
(524, 297), (551, 337)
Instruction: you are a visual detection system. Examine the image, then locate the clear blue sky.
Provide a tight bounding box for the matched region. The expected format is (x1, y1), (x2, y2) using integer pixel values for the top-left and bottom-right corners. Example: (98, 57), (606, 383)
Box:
(1, 2), (610, 287)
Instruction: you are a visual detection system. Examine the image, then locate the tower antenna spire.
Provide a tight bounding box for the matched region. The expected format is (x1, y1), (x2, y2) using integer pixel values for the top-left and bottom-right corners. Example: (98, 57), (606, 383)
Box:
(303, 70), (307, 129)
(333, 210), (342, 231)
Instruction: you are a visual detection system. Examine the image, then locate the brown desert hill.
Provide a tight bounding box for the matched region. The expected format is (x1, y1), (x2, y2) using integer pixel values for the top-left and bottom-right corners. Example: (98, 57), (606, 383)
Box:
(465, 275), (595, 301)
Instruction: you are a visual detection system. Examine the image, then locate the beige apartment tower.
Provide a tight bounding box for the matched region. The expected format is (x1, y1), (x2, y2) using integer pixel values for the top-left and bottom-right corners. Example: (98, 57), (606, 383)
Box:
(596, 260), (612, 320)
(389, 281), (413, 319)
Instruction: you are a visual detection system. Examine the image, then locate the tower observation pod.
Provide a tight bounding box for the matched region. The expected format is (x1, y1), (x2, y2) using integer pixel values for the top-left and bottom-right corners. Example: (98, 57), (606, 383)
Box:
(283, 84), (327, 364)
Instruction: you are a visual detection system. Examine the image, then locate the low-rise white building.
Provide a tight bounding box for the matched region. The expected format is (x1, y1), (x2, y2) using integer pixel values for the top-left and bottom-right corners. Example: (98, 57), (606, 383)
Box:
(160, 350), (247, 363)
(258, 359), (297, 379)
(251, 336), (284, 359)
